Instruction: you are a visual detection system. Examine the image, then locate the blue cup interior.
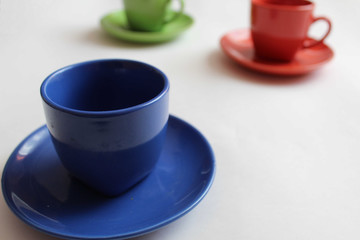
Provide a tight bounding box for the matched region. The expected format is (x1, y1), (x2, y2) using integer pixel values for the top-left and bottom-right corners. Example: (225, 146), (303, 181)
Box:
(41, 60), (167, 112)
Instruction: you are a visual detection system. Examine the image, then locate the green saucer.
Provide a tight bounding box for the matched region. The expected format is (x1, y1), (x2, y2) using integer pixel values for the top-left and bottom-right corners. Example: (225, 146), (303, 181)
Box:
(100, 10), (194, 43)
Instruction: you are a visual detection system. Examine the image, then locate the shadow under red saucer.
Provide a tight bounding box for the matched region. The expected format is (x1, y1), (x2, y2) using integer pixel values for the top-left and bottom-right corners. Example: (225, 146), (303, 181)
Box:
(220, 29), (334, 76)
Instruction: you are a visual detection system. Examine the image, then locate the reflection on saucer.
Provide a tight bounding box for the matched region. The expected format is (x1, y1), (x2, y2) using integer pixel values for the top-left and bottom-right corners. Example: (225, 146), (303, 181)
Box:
(220, 29), (334, 76)
(100, 10), (194, 43)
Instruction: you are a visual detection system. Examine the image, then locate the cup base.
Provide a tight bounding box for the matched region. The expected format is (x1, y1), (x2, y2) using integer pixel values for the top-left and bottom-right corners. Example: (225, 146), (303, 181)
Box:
(254, 52), (294, 63)
(126, 16), (164, 32)
(251, 32), (303, 62)
(50, 123), (168, 197)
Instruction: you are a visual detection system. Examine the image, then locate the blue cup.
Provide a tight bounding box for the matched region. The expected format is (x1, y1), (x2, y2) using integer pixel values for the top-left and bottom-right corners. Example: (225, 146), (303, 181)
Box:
(41, 59), (169, 196)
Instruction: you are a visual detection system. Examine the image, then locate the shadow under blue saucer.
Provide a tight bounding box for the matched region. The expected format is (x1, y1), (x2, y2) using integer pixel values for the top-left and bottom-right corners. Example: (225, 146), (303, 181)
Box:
(1, 115), (215, 240)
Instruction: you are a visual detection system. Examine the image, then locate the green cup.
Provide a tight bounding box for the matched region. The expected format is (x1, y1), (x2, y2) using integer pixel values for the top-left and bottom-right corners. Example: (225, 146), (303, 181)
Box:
(123, 0), (185, 32)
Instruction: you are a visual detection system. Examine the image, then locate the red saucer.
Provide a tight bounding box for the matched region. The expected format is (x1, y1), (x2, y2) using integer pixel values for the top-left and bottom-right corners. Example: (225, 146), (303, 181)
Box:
(220, 29), (334, 76)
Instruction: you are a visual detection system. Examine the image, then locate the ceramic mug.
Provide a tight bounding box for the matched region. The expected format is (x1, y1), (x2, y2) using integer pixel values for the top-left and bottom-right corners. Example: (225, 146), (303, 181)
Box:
(251, 0), (332, 62)
(123, 0), (185, 32)
(41, 59), (169, 196)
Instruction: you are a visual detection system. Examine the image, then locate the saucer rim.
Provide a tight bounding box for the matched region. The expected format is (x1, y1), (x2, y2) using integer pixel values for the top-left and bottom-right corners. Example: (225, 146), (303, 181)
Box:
(220, 28), (334, 76)
(100, 10), (194, 43)
(1, 115), (216, 240)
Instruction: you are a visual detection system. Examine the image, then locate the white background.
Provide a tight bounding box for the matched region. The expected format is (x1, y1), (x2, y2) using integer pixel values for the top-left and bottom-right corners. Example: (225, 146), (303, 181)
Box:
(1, 0), (360, 239)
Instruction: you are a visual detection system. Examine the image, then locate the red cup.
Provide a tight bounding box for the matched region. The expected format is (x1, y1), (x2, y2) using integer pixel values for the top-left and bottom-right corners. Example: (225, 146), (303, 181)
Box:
(251, 0), (331, 62)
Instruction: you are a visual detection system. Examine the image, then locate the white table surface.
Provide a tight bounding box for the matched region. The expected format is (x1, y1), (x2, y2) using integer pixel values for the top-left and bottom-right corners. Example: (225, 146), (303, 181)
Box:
(1, 0), (360, 239)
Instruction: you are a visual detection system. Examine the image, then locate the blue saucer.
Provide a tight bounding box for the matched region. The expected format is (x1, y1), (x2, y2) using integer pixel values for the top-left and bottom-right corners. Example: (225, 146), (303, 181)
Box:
(1, 115), (215, 240)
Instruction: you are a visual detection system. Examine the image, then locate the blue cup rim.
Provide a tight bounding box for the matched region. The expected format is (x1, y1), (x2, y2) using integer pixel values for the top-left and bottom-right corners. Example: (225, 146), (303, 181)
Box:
(40, 59), (170, 117)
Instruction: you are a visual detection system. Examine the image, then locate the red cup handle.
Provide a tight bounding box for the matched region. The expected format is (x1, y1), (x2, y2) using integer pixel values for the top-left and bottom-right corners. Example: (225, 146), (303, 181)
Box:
(304, 16), (332, 48)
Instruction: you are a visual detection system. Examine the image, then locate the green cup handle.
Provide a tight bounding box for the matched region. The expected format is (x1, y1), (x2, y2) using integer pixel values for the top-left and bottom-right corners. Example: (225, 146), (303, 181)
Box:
(164, 0), (184, 24)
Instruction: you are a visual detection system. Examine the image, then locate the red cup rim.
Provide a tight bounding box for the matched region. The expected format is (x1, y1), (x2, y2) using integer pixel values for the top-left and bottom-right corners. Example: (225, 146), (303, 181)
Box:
(251, 0), (314, 11)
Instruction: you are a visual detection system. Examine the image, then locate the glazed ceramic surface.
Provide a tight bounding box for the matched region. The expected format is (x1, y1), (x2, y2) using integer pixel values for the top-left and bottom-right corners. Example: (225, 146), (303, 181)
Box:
(41, 59), (169, 196)
(251, 0), (331, 61)
(123, 0), (184, 32)
(1, 115), (215, 240)
(100, 10), (193, 43)
(220, 29), (334, 76)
